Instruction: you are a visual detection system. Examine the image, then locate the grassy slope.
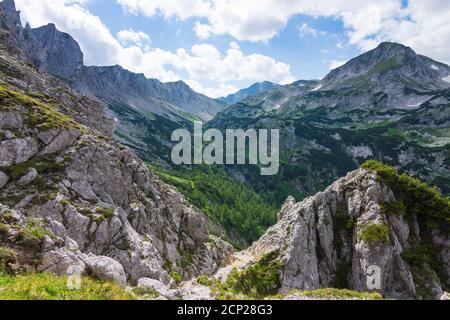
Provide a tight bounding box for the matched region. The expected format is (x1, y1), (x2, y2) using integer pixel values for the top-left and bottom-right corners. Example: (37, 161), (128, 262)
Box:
(0, 273), (133, 300)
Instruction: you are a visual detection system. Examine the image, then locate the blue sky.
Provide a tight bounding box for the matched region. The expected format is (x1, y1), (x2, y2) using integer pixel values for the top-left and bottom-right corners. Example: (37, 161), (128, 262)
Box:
(14, 0), (450, 98)
(84, 1), (360, 81)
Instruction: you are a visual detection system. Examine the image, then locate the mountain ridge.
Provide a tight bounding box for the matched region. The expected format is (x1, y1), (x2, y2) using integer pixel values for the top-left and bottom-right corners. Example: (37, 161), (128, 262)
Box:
(219, 81), (281, 105)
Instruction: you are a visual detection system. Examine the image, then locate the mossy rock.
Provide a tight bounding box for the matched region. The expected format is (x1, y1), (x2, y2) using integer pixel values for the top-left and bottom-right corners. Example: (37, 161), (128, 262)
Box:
(0, 246), (17, 272)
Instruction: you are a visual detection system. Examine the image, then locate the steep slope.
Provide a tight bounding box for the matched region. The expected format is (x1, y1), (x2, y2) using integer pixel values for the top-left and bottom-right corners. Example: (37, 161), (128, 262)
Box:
(212, 163), (450, 300)
(210, 43), (450, 204)
(220, 81), (280, 105)
(0, 0), (223, 164)
(0, 14), (232, 287)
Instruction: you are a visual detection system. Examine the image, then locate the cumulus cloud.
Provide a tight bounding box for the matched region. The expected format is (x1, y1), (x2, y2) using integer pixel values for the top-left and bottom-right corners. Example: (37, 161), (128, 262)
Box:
(15, 0), (294, 98)
(116, 28), (150, 49)
(116, 0), (211, 20)
(117, 0), (450, 65)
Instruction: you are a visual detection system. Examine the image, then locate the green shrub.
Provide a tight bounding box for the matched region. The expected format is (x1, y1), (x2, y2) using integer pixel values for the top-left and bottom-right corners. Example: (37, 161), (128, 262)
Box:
(380, 201), (406, 216)
(0, 247), (17, 272)
(170, 271), (182, 284)
(0, 223), (9, 237)
(359, 223), (390, 246)
(95, 208), (114, 219)
(60, 199), (71, 206)
(132, 286), (160, 299)
(197, 275), (217, 287)
(361, 160), (450, 234)
(19, 218), (54, 247)
(402, 245), (441, 270)
(223, 250), (283, 298)
(2, 211), (15, 222)
(78, 207), (94, 216)
(30, 192), (58, 206)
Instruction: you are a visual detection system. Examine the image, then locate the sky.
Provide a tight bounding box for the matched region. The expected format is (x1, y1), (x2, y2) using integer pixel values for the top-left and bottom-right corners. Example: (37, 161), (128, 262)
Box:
(12, 0), (450, 98)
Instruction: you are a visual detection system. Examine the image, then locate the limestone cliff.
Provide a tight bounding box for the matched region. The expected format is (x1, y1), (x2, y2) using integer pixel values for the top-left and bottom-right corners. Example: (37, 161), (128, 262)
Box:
(246, 168), (450, 300)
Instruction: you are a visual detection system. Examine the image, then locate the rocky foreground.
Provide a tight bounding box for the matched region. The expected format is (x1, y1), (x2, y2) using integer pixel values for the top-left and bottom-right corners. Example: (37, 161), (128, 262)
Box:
(130, 167), (450, 300)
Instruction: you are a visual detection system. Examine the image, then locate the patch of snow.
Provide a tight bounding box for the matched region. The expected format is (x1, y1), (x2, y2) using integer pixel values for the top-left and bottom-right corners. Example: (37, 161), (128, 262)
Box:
(114, 117), (119, 122)
(407, 103), (422, 108)
(312, 84), (323, 92)
(431, 64), (439, 71)
(442, 75), (450, 83)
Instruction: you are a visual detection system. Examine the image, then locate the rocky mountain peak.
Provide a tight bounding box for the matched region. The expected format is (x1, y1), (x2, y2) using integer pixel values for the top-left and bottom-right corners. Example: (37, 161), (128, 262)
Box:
(0, 0), (21, 40)
(30, 23), (84, 78)
(0, 0), (20, 26)
(319, 41), (450, 92)
(372, 42), (416, 59)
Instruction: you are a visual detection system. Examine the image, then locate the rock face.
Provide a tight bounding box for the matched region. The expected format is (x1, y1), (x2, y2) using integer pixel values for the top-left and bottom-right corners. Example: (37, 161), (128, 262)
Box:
(247, 169), (449, 300)
(26, 23), (84, 79)
(0, 5), (233, 288)
(73, 65), (222, 122)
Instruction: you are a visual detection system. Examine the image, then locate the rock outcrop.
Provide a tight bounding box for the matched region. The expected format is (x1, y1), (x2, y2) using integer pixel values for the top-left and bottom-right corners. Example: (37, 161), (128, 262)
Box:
(246, 168), (449, 300)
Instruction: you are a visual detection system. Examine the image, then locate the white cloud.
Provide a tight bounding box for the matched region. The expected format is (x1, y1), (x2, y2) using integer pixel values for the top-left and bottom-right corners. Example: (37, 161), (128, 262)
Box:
(116, 0), (450, 65)
(117, 28), (150, 49)
(116, 0), (403, 43)
(194, 21), (213, 39)
(116, 0), (211, 20)
(15, 0), (294, 98)
(329, 59), (348, 70)
(298, 23), (318, 37)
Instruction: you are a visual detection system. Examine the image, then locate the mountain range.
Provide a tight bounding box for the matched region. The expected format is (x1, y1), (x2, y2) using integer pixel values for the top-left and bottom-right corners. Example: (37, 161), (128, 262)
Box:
(0, 0), (223, 162)
(0, 0), (449, 300)
(210, 41), (450, 204)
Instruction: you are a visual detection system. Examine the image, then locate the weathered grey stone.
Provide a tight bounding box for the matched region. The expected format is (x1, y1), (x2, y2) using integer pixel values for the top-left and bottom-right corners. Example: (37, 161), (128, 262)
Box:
(17, 168), (38, 186)
(0, 111), (24, 130)
(84, 255), (127, 287)
(0, 171), (9, 189)
(39, 129), (80, 155)
(37, 249), (86, 276)
(0, 137), (39, 167)
(137, 278), (173, 297)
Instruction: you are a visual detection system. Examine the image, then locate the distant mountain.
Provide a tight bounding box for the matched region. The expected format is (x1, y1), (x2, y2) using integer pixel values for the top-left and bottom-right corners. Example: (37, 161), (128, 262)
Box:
(319, 42), (450, 92)
(210, 42), (450, 203)
(0, 0), (223, 162)
(219, 81), (280, 105)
